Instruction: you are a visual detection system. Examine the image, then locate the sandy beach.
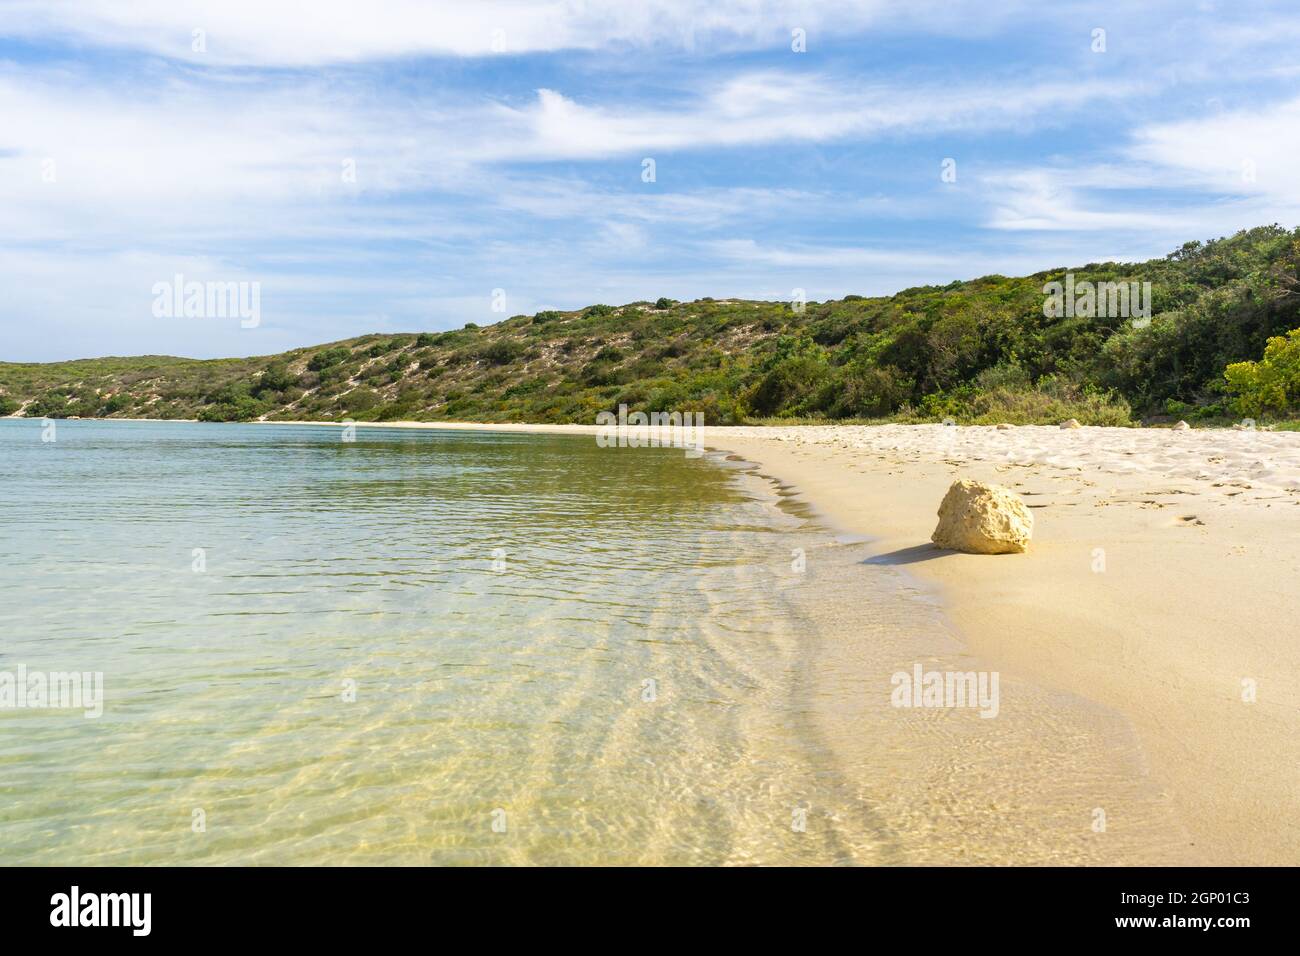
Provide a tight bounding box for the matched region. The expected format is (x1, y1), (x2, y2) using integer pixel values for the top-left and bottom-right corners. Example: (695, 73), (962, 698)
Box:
(711, 423), (1300, 866)
(273, 417), (1299, 864)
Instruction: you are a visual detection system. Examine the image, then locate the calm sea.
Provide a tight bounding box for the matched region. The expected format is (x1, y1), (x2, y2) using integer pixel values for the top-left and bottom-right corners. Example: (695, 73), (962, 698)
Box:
(0, 418), (884, 865)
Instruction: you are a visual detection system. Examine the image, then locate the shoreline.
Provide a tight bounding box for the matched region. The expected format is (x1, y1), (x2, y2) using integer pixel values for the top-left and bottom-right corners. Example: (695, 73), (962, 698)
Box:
(15, 416), (1299, 863)
(284, 416), (1299, 864)
(710, 424), (1300, 865)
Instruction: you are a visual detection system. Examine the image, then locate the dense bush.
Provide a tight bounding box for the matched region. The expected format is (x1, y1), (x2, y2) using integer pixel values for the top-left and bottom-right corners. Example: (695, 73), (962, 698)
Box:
(1225, 327), (1300, 416)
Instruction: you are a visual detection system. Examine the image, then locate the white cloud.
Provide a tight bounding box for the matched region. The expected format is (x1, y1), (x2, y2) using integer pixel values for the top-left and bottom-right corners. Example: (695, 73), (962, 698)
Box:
(982, 97), (1300, 238)
(1127, 96), (1300, 205)
(501, 73), (1145, 160)
(983, 170), (1197, 233)
(0, 0), (1042, 65)
(709, 238), (953, 271)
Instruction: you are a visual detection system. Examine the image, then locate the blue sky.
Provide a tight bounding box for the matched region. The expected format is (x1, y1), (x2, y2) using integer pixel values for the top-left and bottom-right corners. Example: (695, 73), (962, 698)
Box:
(3, 0), (1300, 362)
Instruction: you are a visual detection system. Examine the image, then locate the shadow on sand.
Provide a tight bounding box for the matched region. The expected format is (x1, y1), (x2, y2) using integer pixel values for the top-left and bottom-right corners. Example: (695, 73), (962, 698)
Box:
(862, 543), (955, 566)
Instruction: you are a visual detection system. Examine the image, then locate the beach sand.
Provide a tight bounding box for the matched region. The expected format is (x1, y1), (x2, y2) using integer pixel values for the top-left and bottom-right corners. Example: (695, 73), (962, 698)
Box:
(711, 423), (1300, 866)
(267, 418), (1299, 864)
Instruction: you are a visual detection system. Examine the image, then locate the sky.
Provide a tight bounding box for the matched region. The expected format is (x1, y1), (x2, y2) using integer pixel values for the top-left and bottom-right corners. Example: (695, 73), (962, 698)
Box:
(3, 0), (1300, 362)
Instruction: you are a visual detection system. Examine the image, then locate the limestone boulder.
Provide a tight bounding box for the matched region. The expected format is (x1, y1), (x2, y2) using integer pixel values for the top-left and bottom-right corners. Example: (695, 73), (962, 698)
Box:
(931, 479), (1033, 555)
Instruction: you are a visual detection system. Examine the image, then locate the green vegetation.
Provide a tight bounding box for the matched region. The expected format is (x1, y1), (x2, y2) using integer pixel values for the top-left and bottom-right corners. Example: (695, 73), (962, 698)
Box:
(1224, 328), (1300, 417)
(3, 226), (1300, 426)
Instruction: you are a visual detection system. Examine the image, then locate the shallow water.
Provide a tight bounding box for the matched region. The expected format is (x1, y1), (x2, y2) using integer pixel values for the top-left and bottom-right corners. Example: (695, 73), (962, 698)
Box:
(0, 419), (851, 864)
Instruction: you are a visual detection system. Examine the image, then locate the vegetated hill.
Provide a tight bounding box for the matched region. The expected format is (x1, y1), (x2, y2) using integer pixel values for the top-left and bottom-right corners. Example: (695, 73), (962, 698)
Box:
(2, 225), (1299, 426)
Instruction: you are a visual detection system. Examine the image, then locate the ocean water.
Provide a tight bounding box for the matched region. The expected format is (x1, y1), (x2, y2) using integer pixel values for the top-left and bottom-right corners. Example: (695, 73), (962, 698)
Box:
(0, 419), (862, 865)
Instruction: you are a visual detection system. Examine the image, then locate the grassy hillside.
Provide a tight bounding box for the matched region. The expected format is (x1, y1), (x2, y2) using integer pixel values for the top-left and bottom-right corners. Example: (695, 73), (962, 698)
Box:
(4, 225), (1300, 426)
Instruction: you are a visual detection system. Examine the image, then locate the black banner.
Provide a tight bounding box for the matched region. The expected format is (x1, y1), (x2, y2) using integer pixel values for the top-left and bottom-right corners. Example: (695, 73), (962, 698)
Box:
(0, 866), (1283, 943)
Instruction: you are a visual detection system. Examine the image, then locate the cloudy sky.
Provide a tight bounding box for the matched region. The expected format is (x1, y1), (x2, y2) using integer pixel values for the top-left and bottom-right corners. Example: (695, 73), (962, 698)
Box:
(3, 0), (1300, 361)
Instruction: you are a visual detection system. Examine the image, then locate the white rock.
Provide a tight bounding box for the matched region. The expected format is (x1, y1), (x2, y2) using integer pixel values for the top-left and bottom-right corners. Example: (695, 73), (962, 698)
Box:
(1060, 418), (1081, 429)
(931, 479), (1034, 555)
(1172, 420), (1190, 430)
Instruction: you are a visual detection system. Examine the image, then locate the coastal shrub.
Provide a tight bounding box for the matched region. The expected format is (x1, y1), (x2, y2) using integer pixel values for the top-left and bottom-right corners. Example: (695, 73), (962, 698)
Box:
(317, 364), (351, 386)
(831, 362), (911, 418)
(198, 404), (236, 422)
(255, 361), (294, 395)
(339, 388), (380, 413)
(654, 339), (688, 360)
(748, 355), (832, 416)
(101, 394), (131, 415)
(974, 362), (1032, 392)
(1225, 327), (1300, 416)
(580, 361), (628, 387)
(197, 392), (263, 421)
(967, 383), (1133, 426)
(690, 392), (745, 425)
(308, 347), (351, 371)
(479, 340), (524, 366)
(373, 401), (416, 421)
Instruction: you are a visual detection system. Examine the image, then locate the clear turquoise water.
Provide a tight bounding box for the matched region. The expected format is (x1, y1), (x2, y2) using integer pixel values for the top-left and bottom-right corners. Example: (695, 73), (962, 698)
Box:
(0, 419), (857, 865)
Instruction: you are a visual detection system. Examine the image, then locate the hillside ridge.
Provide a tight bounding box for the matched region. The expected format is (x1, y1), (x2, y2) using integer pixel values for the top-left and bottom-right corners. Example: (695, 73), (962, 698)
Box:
(3, 225), (1299, 426)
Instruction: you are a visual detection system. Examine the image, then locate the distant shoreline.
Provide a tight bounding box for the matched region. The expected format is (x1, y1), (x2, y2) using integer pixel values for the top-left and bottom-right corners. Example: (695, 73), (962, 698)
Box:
(4, 413), (1278, 431)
